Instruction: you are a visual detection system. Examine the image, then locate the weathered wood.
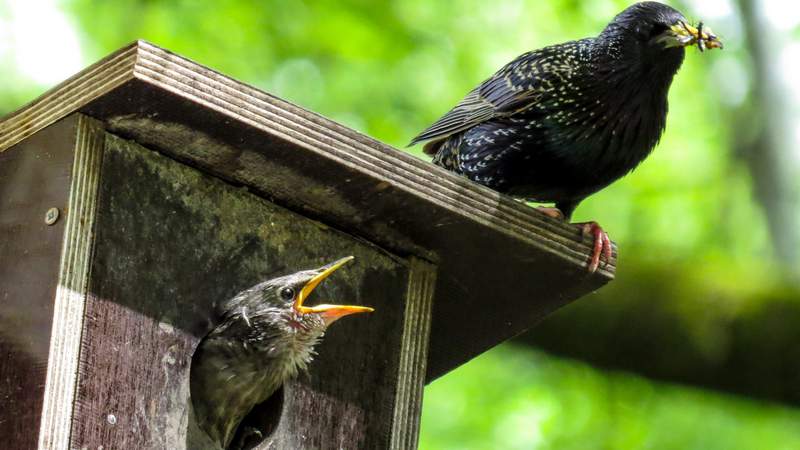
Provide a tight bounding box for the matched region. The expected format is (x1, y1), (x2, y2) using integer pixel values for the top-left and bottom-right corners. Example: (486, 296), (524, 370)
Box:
(0, 41), (616, 384)
(0, 116), (79, 450)
(390, 257), (436, 450)
(66, 128), (424, 449)
(38, 115), (105, 449)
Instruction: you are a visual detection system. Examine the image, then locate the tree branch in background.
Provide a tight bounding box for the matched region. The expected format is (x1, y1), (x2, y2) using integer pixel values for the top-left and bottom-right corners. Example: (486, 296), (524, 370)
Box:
(734, 0), (800, 270)
(519, 260), (800, 405)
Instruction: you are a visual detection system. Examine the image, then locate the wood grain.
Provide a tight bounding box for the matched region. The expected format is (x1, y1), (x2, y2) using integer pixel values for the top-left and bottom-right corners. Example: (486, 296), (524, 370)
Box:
(37, 115), (105, 449)
(0, 48), (136, 152)
(390, 257), (436, 450)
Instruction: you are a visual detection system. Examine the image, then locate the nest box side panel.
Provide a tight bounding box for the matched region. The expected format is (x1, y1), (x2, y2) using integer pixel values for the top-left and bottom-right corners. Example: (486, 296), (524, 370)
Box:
(0, 116), (82, 449)
(70, 128), (428, 449)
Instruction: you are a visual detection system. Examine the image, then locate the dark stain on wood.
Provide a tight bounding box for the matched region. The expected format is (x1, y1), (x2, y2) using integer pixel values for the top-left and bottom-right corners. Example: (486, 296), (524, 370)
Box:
(71, 132), (410, 449)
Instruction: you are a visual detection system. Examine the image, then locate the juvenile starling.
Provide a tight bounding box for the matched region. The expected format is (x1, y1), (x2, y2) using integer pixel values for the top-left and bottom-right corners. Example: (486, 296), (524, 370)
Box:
(190, 256), (373, 449)
(410, 2), (722, 272)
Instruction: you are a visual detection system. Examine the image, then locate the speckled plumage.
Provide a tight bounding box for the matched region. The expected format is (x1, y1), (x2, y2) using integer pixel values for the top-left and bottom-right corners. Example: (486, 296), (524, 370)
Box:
(411, 2), (700, 219)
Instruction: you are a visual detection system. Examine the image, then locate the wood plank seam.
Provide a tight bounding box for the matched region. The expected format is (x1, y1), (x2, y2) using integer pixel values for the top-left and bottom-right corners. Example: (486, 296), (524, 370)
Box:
(390, 258), (436, 449)
(37, 115), (105, 449)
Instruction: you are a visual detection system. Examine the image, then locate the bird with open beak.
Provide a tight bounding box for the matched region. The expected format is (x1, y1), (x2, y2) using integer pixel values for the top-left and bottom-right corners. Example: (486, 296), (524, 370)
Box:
(410, 2), (722, 272)
(190, 256), (373, 449)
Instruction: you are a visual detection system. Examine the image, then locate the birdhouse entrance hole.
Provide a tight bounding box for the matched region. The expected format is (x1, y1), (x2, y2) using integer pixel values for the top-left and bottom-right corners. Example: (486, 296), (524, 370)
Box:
(230, 385), (284, 450)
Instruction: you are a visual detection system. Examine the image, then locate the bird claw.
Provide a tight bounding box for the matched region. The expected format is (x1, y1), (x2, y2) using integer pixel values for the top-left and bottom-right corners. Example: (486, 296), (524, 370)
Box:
(533, 208), (612, 272)
(577, 221), (612, 273)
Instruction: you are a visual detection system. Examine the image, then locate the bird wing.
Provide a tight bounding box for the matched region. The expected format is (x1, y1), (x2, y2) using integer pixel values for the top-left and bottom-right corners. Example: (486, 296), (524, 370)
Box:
(409, 51), (544, 153)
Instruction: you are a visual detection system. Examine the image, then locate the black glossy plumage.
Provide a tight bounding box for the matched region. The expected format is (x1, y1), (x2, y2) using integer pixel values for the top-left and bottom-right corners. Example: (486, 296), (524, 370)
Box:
(410, 2), (691, 219)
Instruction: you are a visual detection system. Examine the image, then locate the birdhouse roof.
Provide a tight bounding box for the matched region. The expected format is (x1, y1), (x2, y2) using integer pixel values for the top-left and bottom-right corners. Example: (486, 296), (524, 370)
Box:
(0, 41), (614, 381)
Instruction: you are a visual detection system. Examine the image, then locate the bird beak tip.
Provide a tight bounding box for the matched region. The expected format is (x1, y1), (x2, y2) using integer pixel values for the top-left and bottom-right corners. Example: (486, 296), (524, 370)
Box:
(309, 304), (376, 326)
(294, 256), (375, 319)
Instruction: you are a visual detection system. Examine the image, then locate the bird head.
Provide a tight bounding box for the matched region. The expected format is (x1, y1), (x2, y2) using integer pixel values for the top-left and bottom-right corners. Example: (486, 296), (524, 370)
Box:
(603, 2), (722, 54)
(225, 256), (374, 340)
(191, 257), (373, 449)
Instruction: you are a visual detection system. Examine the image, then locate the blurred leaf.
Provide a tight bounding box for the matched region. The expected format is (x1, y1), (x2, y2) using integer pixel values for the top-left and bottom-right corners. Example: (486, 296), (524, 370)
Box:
(421, 345), (800, 450)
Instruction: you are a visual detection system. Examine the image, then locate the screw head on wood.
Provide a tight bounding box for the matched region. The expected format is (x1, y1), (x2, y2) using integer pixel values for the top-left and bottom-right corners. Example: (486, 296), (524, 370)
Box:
(45, 207), (60, 225)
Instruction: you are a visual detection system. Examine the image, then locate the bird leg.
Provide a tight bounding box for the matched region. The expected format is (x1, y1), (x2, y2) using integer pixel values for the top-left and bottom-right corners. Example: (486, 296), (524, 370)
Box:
(574, 221), (612, 273)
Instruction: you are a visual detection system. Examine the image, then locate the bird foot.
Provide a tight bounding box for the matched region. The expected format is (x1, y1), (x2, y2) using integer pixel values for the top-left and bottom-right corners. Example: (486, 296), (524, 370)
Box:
(535, 206), (565, 220)
(534, 207), (611, 272)
(575, 221), (612, 273)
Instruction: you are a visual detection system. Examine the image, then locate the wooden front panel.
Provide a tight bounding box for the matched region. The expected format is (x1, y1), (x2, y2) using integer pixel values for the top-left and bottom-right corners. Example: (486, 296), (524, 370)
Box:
(0, 117), (77, 448)
(72, 132), (414, 449)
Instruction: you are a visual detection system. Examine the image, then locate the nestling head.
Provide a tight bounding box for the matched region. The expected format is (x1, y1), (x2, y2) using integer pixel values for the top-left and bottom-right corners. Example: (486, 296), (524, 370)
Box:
(190, 256), (373, 449)
(221, 256), (374, 345)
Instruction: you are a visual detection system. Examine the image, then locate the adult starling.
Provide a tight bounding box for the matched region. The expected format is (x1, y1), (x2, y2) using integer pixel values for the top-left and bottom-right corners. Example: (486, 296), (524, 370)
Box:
(410, 2), (722, 272)
(190, 256), (373, 449)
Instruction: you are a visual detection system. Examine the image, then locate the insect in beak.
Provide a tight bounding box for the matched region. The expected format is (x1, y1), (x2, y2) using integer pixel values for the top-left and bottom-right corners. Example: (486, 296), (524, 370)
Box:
(696, 22), (706, 52)
(674, 20), (723, 51)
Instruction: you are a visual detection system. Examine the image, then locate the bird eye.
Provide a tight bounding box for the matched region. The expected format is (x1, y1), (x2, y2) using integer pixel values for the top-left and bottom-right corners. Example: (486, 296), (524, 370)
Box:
(280, 287), (295, 301)
(648, 23), (669, 38)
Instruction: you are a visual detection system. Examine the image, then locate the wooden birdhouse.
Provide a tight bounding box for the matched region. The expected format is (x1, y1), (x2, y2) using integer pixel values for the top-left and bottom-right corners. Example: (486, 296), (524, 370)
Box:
(0, 41), (614, 449)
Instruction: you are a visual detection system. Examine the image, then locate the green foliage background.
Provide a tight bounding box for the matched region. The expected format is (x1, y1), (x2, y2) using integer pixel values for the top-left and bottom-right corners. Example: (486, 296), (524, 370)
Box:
(421, 345), (800, 450)
(2, 0), (799, 448)
(53, 0), (771, 267)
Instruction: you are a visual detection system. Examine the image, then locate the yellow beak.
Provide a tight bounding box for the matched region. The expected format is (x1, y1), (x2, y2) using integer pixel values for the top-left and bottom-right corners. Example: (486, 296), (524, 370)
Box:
(667, 21), (723, 51)
(294, 256), (375, 323)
